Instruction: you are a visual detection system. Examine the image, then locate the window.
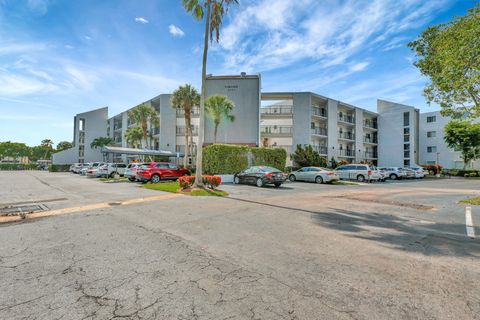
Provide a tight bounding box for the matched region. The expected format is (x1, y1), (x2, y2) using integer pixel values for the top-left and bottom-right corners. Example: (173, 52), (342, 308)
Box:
(78, 131), (85, 144)
(404, 135), (410, 142)
(403, 112), (410, 126)
(311, 122), (315, 129)
(168, 164), (178, 169)
(427, 146), (437, 153)
(78, 145), (84, 157)
(79, 118), (85, 131)
(155, 163), (169, 168)
(427, 131), (436, 138)
(404, 159), (410, 166)
(403, 143), (410, 150)
(427, 116), (436, 123)
(403, 128), (410, 134)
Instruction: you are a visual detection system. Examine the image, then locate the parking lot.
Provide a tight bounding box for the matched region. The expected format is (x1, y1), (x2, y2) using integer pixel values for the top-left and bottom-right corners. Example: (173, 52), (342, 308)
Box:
(1, 171), (479, 319)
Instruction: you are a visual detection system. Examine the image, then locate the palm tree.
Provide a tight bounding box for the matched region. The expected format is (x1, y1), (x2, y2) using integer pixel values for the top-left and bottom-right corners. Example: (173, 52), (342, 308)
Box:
(90, 137), (113, 161)
(124, 127), (143, 149)
(171, 84), (200, 168)
(127, 103), (160, 149)
(182, 0), (238, 187)
(205, 94), (235, 143)
(40, 139), (54, 159)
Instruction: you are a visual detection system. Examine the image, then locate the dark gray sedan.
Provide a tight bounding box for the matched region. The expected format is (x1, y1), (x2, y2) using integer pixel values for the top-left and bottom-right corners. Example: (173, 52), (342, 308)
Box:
(233, 166), (286, 188)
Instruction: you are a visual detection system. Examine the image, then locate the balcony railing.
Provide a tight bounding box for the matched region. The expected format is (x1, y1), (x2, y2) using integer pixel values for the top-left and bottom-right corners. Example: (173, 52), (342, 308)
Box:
(339, 149), (355, 157)
(176, 108), (200, 117)
(312, 107), (327, 118)
(338, 132), (355, 140)
(363, 119), (377, 129)
(364, 137), (378, 144)
(364, 151), (378, 159)
(338, 114), (355, 124)
(260, 125), (293, 135)
(261, 106), (293, 115)
(176, 126), (199, 136)
(313, 145), (328, 155)
(311, 127), (327, 136)
(114, 125), (122, 131)
(152, 127), (160, 135)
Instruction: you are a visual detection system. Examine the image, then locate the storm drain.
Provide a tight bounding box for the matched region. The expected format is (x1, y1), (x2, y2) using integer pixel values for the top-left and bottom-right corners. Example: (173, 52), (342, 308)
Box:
(0, 204), (48, 217)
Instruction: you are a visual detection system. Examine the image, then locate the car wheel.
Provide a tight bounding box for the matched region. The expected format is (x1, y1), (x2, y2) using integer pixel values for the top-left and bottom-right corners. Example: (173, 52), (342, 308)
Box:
(315, 176), (324, 184)
(109, 172), (115, 178)
(128, 177), (135, 182)
(151, 174), (161, 183)
(288, 174), (296, 182)
(357, 175), (365, 182)
(233, 176), (240, 184)
(389, 174), (397, 180)
(274, 183), (282, 188)
(256, 178), (264, 187)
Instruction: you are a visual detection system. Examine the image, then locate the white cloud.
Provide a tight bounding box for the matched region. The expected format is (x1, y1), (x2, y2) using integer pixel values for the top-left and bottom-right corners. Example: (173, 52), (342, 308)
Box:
(27, 0), (49, 15)
(0, 71), (57, 96)
(349, 62), (369, 72)
(135, 17), (149, 24)
(218, 0), (452, 72)
(84, 35), (92, 41)
(169, 25), (185, 37)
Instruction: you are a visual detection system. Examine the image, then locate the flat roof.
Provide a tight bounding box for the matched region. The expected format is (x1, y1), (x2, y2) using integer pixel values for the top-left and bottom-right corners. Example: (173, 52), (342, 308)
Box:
(101, 146), (183, 157)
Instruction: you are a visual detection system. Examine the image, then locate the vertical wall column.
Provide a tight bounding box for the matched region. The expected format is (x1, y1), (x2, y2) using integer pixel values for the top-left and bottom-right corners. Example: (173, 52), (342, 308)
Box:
(327, 99), (338, 161)
(292, 93), (312, 148)
(355, 109), (364, 163)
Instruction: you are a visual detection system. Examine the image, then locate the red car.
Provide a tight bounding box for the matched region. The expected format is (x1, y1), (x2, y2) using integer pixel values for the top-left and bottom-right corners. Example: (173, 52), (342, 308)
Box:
(136, 162), (190, 183)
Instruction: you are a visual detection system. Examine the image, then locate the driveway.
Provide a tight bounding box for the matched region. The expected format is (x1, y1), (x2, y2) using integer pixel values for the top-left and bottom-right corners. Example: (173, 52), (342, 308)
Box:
(0, 171), (479, 319)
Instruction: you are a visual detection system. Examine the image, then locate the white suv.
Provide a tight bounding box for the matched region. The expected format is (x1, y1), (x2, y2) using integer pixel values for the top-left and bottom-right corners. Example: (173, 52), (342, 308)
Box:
(378, 167), (407, 180)
(97, 163), (127, 178)
(335, 164), (381, 182)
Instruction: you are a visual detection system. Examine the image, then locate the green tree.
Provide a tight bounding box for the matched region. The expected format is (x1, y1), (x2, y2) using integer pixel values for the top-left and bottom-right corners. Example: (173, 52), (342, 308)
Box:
(171, 84), (200, 168)
(205, 94), (235, 143)
(124, 127), (143, 149)
(0, 141), (31, 160)
(291, 145), (327, 168)
(127, 103), (160, 149)
(444, 120), (480, 169)
(90, 137), (113, 149)
(39, 139), (54, 159)
(329, 157), (338, 169)
(408, 5), (480, 119)
(182, 0), (239, 187)
(56, 141), (73, 151)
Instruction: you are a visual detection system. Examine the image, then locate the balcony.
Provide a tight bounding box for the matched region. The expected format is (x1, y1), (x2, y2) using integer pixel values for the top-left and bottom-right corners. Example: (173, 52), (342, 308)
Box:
(339, 149), (355, 157)
(261, 125), (293, 136)
(338, 114), (355, 124)
(261, 106), (293, 116)
(312, 107), (327, 118)
(176, 108), (200, 117)
(364, 151), (378, 159)
(176, 126), (199, 136)
(114, 125), (122, 131)
(363, 119), (378, 129)
(364, 137), (378, 144)
(311, 127), (327, 136)
(313, 145), (328, 155)
(152, 127), (160, 135)
(338, 132), (355, 140)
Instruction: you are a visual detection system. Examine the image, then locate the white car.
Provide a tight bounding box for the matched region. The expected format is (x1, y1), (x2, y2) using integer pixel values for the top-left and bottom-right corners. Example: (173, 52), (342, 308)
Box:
(72, 163), (89, 174)
(408, 166), (425, 178)
(124, 163), (145, 181)
(288, 167), (340, 184)
(378, 167), (408, 180)
(97, 163), (127, 178)
(85, 162), (106, 177)
(334, 164), (381, 182)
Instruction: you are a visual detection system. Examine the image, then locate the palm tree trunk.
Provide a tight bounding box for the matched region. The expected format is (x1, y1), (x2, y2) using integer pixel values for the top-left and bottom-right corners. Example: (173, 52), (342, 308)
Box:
(195, 0), (211, 188)
(184, 113), (189, 168)
(214, 120), (219, 144)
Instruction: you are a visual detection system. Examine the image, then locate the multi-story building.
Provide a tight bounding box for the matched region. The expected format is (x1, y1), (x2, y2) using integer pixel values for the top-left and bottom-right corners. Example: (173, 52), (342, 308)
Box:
(53, 73), (478, 170)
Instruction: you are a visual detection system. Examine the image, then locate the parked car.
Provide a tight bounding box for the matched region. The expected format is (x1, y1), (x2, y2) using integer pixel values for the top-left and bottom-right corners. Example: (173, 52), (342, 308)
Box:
(401, 168), (416, 179)
(334, 164), (381, 182)
(136, 162), (190, 183)
(288, 167), (339, 184)
(85, 162), (106, 177)
(70, 163), (79, 172)
(97, 163), (127, 178)
(372, 166), (387, 182)
(80, 163), (93, 176)
(234, 166), (286, 187)
(72, 163), (89, 174)
(378, 167), (407, 180)
(125, 163), (145, 181)
(408, 166), (426, 178)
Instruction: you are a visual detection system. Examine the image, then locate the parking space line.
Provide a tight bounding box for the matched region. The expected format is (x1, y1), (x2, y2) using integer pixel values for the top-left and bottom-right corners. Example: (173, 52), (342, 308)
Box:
(466, 206), (475, 239)
(0, 193), (181, 224)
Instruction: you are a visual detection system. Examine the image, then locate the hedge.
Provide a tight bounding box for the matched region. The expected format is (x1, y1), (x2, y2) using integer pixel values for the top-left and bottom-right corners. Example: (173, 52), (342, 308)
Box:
(203, 144), (287, 174)
(0, 163), (39, 170)
(444, 169), (480, 177)
(203, 144), (249, 174)
(251, 147), (287, 171)
(48, 164), (71, 172)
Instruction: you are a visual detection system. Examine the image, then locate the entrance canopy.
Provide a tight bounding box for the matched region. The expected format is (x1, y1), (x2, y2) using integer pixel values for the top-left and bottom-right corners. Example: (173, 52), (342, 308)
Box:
(101, 146), (183, 157)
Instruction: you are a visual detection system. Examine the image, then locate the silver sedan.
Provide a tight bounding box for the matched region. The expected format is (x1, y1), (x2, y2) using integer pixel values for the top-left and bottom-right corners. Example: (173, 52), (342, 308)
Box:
(288, 167), (339, 184)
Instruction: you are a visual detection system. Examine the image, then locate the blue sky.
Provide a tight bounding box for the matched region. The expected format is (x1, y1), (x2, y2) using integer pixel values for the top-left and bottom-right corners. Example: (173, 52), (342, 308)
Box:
(0, 0), (476, 146)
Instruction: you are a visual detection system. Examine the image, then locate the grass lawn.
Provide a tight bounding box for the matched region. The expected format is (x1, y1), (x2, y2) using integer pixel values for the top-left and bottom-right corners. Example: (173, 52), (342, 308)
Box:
(459, 197), (480, 205)
(332, 181), (359, 185)
(99, 177), (129, 182)
(143, 181), (228, 196)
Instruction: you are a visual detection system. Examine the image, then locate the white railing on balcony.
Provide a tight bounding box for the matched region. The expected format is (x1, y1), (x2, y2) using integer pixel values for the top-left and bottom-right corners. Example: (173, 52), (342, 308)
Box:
(261, 106), (293, 115)
(312, 107), (327, 118)
(363, 119), (377, 129)
(339, 149), (355, 157)
(312, 145), (328, 155)
(261, 125), (293, 135)
(338, 114), (355, 124)
(176, 126), (199, 136)
(311, 127), (328, 136)
(338, 132), (355, 140)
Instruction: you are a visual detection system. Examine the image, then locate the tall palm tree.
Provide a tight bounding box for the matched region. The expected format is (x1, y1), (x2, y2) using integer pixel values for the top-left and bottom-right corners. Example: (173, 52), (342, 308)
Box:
(124, 127), (143, 149)
(182, 0), (238, 187)
(205, 94), (235, 143)
(171, 84), (200, 168)
(127, 103), (160, 149)
(90, 137), (113, 161)
(40, 139), (54, 159)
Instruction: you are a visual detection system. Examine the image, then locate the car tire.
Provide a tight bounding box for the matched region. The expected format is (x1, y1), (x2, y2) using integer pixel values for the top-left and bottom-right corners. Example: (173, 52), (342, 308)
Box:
(274, 183), (282, 188)
(315, 176), (324, 184)
(109, 172), (115, 178)
(288, 174), (296, 182)
(357, 175), (365, 182)
(389, 174), (398, 180)
(233, 176), (240, 184)
(256, 178), (264, 187)
(151, 174), (161, 183)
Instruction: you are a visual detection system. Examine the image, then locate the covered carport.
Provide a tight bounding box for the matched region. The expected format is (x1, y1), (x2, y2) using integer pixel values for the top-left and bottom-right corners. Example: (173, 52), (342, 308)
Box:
(101, 146), (184, 164)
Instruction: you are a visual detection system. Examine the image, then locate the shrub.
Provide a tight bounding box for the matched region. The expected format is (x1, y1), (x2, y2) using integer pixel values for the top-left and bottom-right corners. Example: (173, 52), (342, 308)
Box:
(203, 144), (249, 174)
(0, 163), (39, 170)
(251, 147), (287, 171)
(48, 164), (71, 172)
(422, 164), (443, 175)
(291, 145), (326, 168)
(178, 175), (222, 190)
(178, 176), (195, 189)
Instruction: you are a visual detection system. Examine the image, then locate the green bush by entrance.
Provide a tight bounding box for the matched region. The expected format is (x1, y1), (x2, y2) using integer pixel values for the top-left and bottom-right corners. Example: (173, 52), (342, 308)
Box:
(48, 164), (71, 172)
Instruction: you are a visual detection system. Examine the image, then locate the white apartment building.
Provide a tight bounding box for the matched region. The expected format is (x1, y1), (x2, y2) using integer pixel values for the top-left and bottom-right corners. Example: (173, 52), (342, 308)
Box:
(53, 73), (477, 170)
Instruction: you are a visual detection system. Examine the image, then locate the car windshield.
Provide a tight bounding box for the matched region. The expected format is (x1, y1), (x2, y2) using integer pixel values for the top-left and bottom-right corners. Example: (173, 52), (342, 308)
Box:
(258, 166), (280, 173)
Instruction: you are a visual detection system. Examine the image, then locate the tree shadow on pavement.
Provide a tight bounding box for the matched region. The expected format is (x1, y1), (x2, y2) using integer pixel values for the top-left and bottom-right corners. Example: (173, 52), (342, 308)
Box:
(311, 208), (480, 258)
